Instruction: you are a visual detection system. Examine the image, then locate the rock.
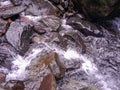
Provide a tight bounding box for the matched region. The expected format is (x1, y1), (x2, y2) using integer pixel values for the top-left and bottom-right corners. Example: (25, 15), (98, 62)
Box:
(33, 25), (46, 34)
(40, 16), (61, 32)
(39, 73), (56, 90)
(80, 86), (100, 90)
(26, 0), (57, 16)
(59, 78), (88, 90)
(67, 14), (103, 37)
(71, 0), (120, 20)
(0, 72), (6, 83)
(61, 30), (86, 53)
(5, 21), (33, 55)
(4, 80), (25, 90)
(0, 43), (17, 69)
(31, 35), (45, 43)
(0, 5), (27, 19)
(44, 32), (68, 50)
(0, 19), (8, 36)
(28, 48), (66, 78)
(10, 0), (22, 6)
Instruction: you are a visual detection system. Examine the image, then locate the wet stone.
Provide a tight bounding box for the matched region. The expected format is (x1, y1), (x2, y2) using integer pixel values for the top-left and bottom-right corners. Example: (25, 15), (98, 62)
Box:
(0, 72), (6, 83)
(40, 16), (61, 32)
(0, 5), (27, 19)
(5, 21), (33, 55)
(39, 73), (56, 90)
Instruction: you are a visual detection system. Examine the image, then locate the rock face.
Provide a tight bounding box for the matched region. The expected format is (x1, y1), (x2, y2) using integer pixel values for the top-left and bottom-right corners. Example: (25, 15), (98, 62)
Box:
(71, 0), (120, 20)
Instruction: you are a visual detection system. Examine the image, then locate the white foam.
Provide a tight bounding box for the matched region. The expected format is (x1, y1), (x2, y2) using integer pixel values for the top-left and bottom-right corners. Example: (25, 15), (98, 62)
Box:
(0, 1), (11, 6)
(6, 55), (28, 80)
(24, 15), (42, 23)
(80, 55), (98, 74)
(62, 19), (73, 30)
(6, 48), (43, 81)
(64, 49), (80, 59)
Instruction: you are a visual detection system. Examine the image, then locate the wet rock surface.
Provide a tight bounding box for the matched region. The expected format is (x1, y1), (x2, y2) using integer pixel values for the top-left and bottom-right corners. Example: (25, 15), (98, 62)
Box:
(0, 0), (120, 90)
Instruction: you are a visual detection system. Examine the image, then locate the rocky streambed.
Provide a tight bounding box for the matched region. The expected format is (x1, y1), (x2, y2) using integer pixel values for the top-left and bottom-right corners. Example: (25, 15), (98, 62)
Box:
(0, 0), (120, 90)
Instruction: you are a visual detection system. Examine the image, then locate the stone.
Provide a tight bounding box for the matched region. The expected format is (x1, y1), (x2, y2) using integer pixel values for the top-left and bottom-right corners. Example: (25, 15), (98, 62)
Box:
(0, 5), (27, 19)
(39, 73), (56, 90)
(4, 80), (25, 90)
(0, 19), (8, 36)
(61, 30), (86, 53)
(67, 14), (103, 37)
(10, 0), (22, 6)
(25, 0), (57, 16)
(5, 21), (33, 55)
(80, 86), (100, 90)
(27, 52), (66, 80)
(71, 0), (120, 20)
(0, 72), (6, 83)
(0, 43), (17, 69)
(40, 16), (61, 32)
(31, 35), (45, 43)
(33, 25), (46, 34)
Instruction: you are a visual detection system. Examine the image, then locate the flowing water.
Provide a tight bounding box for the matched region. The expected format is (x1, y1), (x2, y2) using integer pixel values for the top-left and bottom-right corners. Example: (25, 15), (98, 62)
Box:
(0, 1), (120, 90)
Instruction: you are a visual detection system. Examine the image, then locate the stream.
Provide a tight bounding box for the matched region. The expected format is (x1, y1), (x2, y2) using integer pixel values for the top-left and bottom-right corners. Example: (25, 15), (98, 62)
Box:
(0, 0), (120, 90)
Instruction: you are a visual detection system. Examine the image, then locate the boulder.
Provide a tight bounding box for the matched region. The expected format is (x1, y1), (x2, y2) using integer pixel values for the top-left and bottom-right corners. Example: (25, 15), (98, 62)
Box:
(0, 5), (27, 19)
(39, 73), (56, 90)
(5, 21), (33, 55)
(28, 52), (66, 79)
(60, 30), (86, 53)
(40, 16), (61, 32)
(71, 0), (120, 20)
(67, 14), (103, 37)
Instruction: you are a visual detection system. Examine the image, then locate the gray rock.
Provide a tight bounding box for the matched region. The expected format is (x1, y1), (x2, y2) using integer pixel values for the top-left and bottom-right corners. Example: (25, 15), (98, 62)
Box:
(5, 21), (33, 55)
(40, 15), (61, 32)
(0, 5), (27, 19)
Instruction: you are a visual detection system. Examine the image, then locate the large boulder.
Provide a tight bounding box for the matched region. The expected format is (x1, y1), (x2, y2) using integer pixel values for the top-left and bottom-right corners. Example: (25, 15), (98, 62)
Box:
(71, 0), (120, 20)
(5, 21), (33, 55)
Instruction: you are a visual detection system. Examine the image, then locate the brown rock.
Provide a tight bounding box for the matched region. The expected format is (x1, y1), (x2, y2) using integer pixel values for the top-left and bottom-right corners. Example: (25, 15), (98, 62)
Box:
(0, 72), (6, 83)
(39, 73), (56, 90)
(29, 52), (66, 79)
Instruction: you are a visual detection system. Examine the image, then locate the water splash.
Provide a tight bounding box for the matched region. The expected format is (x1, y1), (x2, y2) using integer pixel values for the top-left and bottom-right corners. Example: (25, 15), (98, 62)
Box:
(6, 48), (43, 81)
(64, 49), (80, 59)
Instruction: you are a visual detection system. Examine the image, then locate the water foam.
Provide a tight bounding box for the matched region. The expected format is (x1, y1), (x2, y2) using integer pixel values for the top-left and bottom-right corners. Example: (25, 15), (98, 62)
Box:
(6, 48), (43, 81)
